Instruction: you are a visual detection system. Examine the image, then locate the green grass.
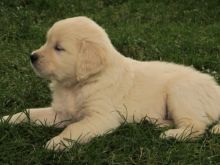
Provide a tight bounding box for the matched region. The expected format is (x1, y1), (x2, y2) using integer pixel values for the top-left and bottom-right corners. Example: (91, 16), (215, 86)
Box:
(0, 0), (220, 164)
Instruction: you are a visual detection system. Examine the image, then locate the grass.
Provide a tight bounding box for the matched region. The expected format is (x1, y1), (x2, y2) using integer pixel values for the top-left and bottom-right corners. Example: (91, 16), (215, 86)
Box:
(0, 0), (220, 164)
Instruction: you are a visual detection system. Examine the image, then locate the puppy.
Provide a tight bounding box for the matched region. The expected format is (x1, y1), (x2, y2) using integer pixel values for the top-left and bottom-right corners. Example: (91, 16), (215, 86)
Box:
(2, 16), (220, 150)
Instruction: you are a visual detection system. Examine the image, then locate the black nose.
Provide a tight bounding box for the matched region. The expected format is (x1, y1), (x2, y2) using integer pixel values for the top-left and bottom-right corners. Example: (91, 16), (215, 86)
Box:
(30, 53), (39, 63)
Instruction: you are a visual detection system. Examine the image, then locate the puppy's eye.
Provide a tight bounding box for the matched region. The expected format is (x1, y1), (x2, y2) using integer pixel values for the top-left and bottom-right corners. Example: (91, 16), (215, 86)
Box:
(54, 45), (65, 52)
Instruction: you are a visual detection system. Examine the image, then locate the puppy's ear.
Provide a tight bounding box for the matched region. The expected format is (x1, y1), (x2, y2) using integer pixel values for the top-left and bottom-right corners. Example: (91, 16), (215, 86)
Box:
(76, 40), (106, 81)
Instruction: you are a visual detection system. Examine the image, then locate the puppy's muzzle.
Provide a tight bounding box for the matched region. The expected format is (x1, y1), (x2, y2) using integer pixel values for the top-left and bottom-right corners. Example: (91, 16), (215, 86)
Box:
(30, 53), (39, 63)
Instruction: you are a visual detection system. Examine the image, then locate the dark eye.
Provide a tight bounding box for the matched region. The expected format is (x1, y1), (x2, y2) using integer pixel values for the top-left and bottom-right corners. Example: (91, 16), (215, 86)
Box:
(54, 44), (65, 51)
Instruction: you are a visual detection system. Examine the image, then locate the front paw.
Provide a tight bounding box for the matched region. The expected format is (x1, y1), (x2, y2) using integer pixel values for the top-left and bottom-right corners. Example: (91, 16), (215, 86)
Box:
(0, 115), (9, 123)
(45, 136), (72, 151)
(1, 112), (27, 124)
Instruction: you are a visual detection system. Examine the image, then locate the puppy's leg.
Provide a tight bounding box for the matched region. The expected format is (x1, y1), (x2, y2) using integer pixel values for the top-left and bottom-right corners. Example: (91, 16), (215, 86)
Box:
(146, 117), (173, 128)
(160, 82), (212, 140)
(156, 119), (174, 128)
(2, 108), (70, 127)
(45, 114), (120, 150)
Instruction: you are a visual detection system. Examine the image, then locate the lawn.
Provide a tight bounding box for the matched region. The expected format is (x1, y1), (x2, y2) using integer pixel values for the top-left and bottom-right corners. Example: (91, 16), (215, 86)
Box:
(0, 0), (220, 164)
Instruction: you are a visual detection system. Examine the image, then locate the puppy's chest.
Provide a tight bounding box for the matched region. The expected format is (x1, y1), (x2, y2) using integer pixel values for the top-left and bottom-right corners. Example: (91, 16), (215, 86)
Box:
(51, 88), (83, 115)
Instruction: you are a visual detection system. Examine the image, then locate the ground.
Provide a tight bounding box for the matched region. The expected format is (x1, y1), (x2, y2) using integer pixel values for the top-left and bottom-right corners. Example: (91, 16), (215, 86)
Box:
(0, 0), (220, 164)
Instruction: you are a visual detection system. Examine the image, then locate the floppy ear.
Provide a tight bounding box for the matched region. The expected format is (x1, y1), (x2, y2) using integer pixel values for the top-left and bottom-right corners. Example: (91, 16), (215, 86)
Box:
(76, 40), (106, 81)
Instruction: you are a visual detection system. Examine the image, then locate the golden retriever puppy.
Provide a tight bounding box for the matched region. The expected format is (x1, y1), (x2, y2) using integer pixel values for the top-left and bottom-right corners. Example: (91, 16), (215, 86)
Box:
(2, 16), (220, 150)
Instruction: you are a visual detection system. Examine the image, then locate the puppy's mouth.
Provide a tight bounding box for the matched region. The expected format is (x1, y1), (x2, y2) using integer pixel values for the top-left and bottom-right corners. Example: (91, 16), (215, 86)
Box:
(31, 62), (55, 80)
(31, 62), (42, 76)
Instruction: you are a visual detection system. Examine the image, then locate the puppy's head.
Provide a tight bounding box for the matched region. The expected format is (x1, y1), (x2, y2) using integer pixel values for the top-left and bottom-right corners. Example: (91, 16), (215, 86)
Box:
(31, 16), (112, 83)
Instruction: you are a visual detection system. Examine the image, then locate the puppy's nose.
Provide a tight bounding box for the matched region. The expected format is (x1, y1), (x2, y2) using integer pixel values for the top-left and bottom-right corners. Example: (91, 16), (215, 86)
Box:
(30, 53), (39, 63)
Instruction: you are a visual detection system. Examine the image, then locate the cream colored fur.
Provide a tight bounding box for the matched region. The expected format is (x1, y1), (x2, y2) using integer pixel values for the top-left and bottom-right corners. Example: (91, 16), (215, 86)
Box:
(2, 16), (220, 150)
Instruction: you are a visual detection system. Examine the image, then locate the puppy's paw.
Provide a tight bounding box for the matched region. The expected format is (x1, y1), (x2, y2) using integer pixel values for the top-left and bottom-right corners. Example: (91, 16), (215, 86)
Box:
(160, 128), (190, 140)
(45, 136), (71, 151)
(160, 129), (179, 140)
(1, 113), (27, 124)
(210, 124), (220, 134)
(0, 115), (9, 123)
(160, 128), (202, 141)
